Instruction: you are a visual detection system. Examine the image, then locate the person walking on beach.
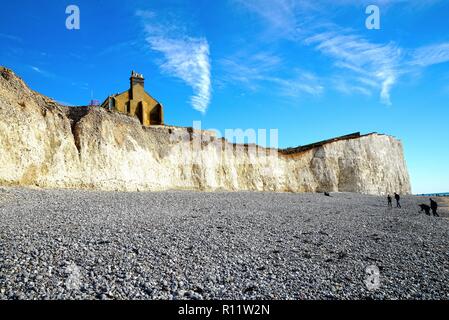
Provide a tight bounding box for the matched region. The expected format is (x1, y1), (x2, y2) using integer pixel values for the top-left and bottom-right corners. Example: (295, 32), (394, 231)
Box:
(387, 194), (392, 208)
(430, 198), (439, 217)
(394, 193), (401, 208)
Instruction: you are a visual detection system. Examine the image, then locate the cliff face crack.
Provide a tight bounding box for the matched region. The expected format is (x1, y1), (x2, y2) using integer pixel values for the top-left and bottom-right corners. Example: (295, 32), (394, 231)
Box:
(71, 124), (82, 156)
(65, 107), (90, 156)
(66, 106), (90, 126)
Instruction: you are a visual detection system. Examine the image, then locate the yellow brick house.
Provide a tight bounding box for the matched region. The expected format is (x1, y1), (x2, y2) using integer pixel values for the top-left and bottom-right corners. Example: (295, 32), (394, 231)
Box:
(101, 71), (163, 126)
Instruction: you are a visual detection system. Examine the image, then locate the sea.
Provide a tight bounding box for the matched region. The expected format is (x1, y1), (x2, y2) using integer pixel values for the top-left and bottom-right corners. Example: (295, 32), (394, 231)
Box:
(416, 193), (449, 197)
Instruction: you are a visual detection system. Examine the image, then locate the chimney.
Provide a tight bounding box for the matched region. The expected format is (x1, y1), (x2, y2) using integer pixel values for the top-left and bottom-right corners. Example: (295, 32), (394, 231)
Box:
(130, 70), (144, 89)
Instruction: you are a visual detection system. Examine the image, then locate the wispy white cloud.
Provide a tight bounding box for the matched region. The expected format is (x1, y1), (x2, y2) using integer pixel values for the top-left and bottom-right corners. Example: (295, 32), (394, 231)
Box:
(30, 65), (56, 78)
(233, 0), (402, 104)
(137, 10), (212, 113)
(333, 77), (373, 96)
(409, 43), (449, 67)
(234, 0), (300, 38)
(29, 66), (91, 94)
(220, 52), (323, 98)
(0, 33), (22, 43)
(149, 37), (211, 113)
(97, 40), (141, 57)
(220, 52), (281, 88)
(236, 0), (449, 106)
(269, 73), (324, 97)
(305, 32), (402, 105)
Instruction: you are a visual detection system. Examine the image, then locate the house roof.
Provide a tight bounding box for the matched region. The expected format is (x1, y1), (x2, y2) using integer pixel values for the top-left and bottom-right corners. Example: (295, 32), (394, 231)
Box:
(101, 87), (162, 107)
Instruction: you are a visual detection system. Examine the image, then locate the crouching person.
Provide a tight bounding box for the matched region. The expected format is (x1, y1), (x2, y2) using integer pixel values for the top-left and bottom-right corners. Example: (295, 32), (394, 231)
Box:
(419, 204), (431, 216)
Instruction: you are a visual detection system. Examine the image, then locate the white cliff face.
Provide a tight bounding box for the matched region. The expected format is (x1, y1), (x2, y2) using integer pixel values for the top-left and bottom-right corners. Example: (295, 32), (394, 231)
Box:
(0, 67), (411, 195)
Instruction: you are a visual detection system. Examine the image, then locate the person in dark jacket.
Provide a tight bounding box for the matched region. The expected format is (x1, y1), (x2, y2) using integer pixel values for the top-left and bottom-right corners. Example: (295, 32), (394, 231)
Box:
(430, 199), (439, 217)
(394, 193), (401, 208)
(387, 195), (392, 208)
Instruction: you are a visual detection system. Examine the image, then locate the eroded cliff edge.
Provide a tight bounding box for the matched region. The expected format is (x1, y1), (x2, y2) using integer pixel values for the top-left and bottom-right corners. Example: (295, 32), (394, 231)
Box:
(0, 67), (411, 194)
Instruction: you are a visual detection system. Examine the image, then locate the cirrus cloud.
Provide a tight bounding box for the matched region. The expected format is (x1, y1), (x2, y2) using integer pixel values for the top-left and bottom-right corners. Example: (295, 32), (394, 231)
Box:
(137, 10), (212, 113)
(235, 0), (449, 106)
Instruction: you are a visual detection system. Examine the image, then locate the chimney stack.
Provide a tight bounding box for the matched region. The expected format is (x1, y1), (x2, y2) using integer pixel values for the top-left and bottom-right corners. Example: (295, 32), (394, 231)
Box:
(130, 70), (144, 89)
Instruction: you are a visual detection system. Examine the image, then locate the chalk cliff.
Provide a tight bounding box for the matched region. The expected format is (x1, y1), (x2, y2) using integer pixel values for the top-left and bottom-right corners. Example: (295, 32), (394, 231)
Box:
(0, 67), (411, 195)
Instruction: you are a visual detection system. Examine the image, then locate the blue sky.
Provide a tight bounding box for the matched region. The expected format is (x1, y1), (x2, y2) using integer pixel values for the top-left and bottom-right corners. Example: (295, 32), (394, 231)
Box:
(0, 0), (448, 194)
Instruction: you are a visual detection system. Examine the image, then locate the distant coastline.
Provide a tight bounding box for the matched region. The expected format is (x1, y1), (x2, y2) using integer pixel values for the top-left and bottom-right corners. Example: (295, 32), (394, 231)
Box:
(416, 193), (449, 197)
